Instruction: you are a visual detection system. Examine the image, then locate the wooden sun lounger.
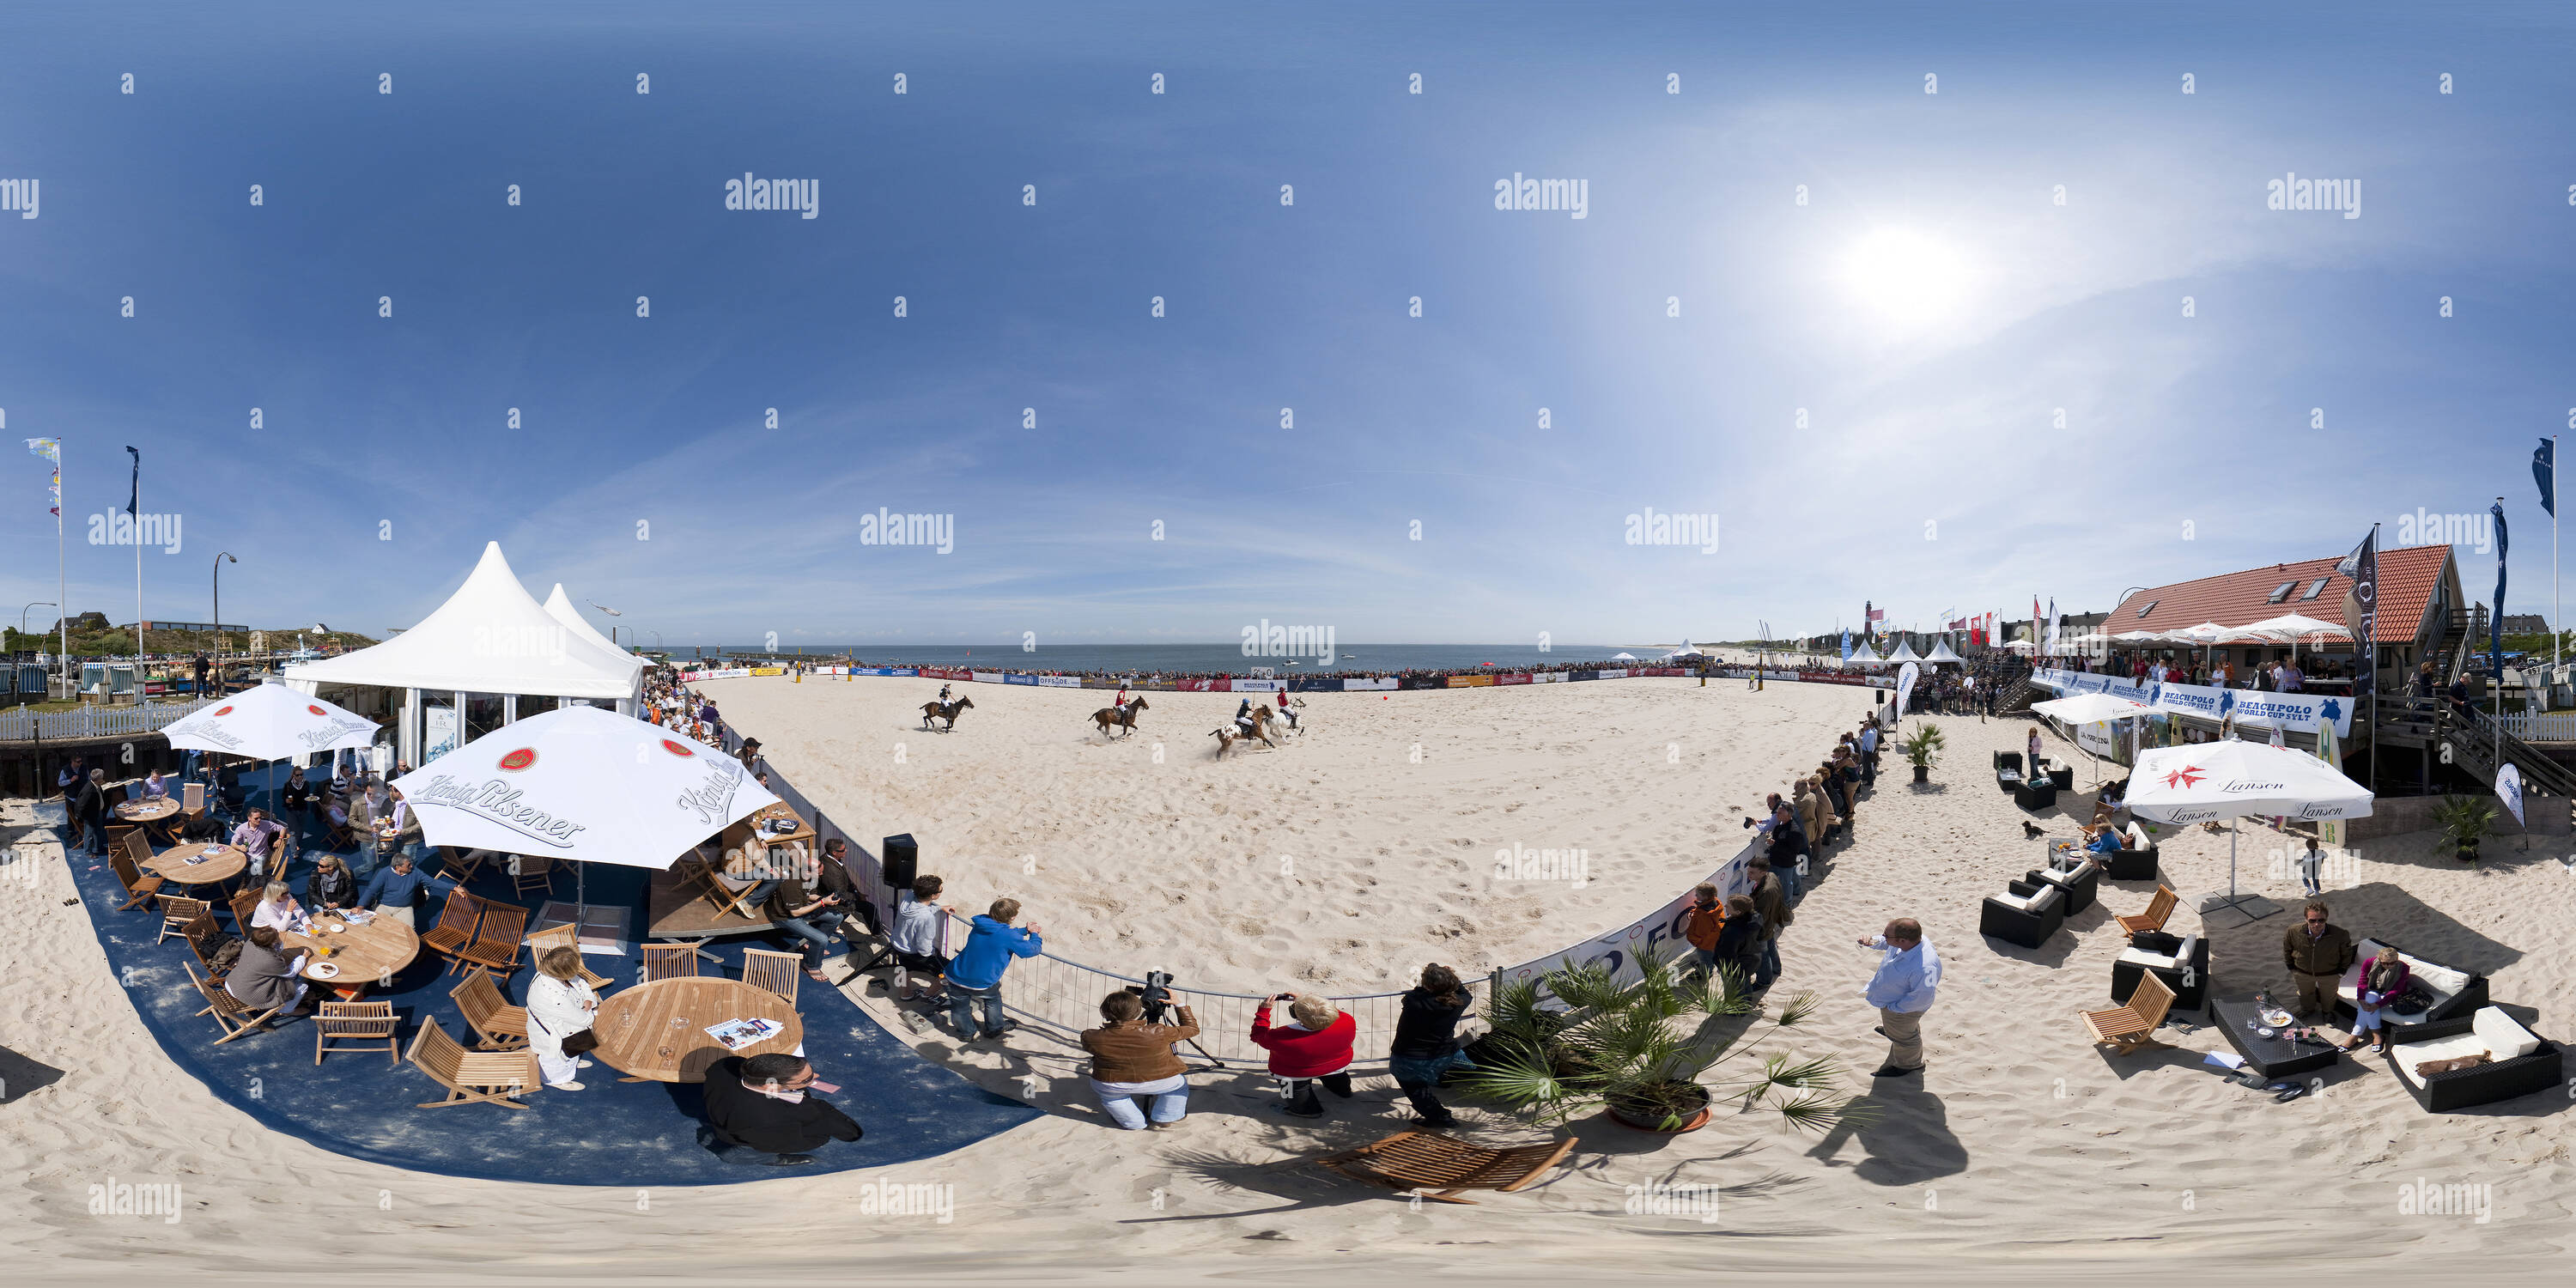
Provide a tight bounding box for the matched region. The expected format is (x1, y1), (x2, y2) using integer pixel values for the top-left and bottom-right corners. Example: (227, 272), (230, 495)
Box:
(2114, 884), (2179, 938)
(1282, 1130), (1578, 1205)
(2082, 973), (2176, 1055)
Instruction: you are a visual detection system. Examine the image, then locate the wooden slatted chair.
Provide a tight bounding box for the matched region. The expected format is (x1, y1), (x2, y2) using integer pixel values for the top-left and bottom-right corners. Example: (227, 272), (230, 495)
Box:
(155, 894), (212, 945)
(228, 889), (264, 933)
(420, 888), (483, 970)
(185, 960), (282, 1046)
(641, 943), (700, 983)
(1285, 1130), (1580, 1205)
(739, 947), (804, 1002)
(2114, 885), (2180, 938)
(2081, 972), (2177, 1055)
(110, 851), (166, 912)
(448, 972), (531, 1051)
(314, 1000), (401, 1065)
(455, 902), (530, 980)
(182, 781), (207, 822)
(510, 854), (562, 898)
(444, 847), (498, 884)
(523, 923), (614, 992)
(405, 1019), (535, 1109)
(679, 849), (764, 922)
(183, 914), (235, 985)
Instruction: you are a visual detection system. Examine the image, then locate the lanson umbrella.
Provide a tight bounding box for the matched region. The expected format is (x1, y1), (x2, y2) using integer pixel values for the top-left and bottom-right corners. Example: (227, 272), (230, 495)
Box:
(160, 678), (383, 864)
(2029, 692), (2157, 784)
(2123, 739), (2373, 926)
(392, 704), (781, 922)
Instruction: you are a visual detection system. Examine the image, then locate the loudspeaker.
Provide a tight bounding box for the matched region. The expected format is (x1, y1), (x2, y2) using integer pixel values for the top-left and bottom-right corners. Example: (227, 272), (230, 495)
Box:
(880, 833), (919, 889)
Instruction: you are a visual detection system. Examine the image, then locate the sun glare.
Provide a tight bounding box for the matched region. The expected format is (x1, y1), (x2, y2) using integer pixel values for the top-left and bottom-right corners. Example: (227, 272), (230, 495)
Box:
(1843, 228), (1972, 326)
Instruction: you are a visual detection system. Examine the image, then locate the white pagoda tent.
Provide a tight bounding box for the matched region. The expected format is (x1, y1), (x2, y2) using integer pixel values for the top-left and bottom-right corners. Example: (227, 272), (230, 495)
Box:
(544, 583), (637, 660)
(285, 544), (646, 768)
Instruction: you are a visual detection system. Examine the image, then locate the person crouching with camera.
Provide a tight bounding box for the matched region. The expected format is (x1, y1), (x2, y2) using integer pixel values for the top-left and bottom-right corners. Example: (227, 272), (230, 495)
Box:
(1253, 993), (1357, 1118)
(1079, 989), (1200, 1130)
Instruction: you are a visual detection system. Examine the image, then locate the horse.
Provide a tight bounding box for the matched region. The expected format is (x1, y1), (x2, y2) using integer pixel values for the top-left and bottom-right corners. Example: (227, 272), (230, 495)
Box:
(1091, 696), (1149, 739)
(1210, 704), (1279, 756)
(1273, 695), (1307, 737)
(920, 696), (975, 732)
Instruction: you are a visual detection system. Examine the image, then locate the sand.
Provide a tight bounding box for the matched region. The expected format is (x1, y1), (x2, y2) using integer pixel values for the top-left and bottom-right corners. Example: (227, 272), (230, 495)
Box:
(4, 671), (2571, 1284)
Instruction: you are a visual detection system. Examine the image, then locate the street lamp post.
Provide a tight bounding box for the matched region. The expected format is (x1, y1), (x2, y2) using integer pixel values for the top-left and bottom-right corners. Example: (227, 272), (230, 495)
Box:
(21, 601), (56, 641)
(212, 551), (238, 696)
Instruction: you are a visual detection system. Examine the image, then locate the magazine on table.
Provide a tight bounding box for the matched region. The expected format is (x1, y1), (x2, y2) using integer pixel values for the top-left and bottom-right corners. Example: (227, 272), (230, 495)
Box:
(706, 1018), (781, 1050)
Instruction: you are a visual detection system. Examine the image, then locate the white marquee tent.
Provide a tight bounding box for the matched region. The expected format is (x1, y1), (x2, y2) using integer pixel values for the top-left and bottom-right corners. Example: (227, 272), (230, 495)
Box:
(285, 543), (646, 769)
(544, 583), (637, 661)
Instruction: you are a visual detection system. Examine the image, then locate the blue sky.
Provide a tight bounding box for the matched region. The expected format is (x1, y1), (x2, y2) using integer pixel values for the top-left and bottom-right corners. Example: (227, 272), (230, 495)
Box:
(3, 2), (2573, 647)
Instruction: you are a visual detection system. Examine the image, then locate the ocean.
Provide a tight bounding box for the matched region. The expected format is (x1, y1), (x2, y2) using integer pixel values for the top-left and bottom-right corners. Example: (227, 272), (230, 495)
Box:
(665, 642), (1676, 677)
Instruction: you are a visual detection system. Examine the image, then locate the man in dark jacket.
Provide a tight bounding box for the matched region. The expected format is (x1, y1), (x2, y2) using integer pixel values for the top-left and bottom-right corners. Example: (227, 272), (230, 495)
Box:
(697, 1054), (861, 1166)
(2281, 899), (2357, 1019)
(1747, 859), (1791, 990)
(74, 769), (109, 855)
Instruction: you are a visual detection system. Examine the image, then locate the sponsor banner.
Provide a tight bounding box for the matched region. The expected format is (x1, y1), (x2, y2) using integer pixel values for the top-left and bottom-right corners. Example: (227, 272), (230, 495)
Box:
(1447, 675), (1496, 688)
(1566, 670), (1597, 682)
(750, 666), (786, 677)
(1594, 669), (1627, 680)
(1637, 666), (1690, 677)
(1035, 675), (1083, 689)
(1400, 676), (1446, 690)
(914, 667), (970, 681)
(1496, 673), (1534, 685)
(1002, 674), (1038, 686)
(970, 671), (1003, 684)
(2075, 720), (2117, 759)
(1495, 841), (1759, 991)
(2032, 669), (2352, 737)
(1176, 678), (1230, 692)
(1530, 671), (1566, 683)
(846, 667), (912, 677)
(1342, 677), (1399, 690)
(1230, 679), (1285, 693)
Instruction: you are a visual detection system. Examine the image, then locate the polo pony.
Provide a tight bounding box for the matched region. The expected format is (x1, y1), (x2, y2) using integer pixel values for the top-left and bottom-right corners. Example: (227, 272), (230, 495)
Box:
(920, 696), (975, 732)
(1091, 696), (1148, 739)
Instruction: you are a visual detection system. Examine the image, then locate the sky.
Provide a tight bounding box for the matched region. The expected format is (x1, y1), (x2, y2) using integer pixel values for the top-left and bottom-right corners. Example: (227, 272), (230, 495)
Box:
(3, 1), (2573, 648)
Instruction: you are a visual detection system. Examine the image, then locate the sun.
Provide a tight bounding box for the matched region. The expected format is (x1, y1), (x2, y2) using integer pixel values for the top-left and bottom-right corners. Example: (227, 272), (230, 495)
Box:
(1842, 228), (1972, 326)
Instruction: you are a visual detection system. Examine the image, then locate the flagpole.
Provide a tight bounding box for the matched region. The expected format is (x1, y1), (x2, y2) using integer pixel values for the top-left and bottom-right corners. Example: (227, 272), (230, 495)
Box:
(56, 443), (67, 689)
(2555, 434), (2561, 678)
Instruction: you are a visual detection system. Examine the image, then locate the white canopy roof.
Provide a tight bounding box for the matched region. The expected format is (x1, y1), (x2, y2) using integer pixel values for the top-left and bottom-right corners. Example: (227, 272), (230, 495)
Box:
(2031, 693), (2156, 725)
(285, 543), (645, 702)
(544, 584), (637, 660)
(1849, 641), (1884, 664)
(1884, 640), (1923, 664)
(2238, 613), (2350, 642)
(1923, 640), (1964, 665)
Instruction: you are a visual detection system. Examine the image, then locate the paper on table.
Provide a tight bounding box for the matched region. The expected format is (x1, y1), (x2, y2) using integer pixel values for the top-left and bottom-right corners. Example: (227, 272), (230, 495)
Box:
(2202, 1050), (2246, 1070)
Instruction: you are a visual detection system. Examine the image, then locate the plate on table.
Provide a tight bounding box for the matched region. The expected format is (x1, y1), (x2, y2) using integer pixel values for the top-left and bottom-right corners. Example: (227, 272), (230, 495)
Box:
(312, 961), (341, 979)
(2258, 1009), (2294, 1028)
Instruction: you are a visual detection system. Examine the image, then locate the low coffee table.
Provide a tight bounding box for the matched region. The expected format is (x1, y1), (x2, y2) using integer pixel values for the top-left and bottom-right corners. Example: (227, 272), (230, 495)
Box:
(2213, 996), (2342, 1078)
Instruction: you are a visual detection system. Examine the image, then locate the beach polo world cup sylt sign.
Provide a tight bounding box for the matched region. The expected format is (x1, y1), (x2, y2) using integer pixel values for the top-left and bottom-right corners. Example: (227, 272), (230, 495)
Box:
(2033, 669), (2354, 738)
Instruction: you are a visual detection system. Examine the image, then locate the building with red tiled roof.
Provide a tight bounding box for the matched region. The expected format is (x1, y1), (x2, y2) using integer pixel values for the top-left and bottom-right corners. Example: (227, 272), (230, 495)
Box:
(2109, 543), (2464, 665)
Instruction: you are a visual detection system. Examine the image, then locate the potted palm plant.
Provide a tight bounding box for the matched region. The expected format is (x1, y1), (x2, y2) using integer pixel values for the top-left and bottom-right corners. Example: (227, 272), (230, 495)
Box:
(1460, 946), (1867, 1136)
(2427, 793), (2498, 865)
(1901, 723), (1945, 785)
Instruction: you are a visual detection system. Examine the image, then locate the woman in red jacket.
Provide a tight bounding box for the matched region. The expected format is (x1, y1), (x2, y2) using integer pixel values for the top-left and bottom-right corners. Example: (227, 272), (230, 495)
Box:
(1251, 992), (1356, 1117)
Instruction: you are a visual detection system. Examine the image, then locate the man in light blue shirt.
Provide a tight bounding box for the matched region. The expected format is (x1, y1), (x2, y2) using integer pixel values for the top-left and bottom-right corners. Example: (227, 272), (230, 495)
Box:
(1857, 918), (1939, 1078)
(1857, 722), (1881, 787)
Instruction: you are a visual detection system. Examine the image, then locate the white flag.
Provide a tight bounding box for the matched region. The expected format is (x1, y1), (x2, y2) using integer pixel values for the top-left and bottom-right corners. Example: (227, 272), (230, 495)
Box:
(1896, 661), (1920, 718)
(2495, 762), (2526, 827)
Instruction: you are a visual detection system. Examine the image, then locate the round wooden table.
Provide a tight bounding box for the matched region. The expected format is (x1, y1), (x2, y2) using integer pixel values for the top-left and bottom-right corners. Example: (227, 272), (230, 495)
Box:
(142, 842), (248, 889)
(115, 799), (179, 824)
(592, 976), (802, 1083)
(282, 911), (422, 999)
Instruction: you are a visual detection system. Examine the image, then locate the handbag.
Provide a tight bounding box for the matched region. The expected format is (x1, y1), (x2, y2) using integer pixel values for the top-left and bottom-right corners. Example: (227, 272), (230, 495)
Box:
(562, 1027), (601, 1056)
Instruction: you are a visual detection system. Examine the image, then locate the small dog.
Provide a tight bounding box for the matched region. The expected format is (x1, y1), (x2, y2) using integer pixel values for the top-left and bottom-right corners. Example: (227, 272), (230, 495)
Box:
(2020, 821), (2046, 840)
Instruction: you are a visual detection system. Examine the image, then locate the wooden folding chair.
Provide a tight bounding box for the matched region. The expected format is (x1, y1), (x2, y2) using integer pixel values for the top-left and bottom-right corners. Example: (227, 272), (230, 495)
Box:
(228, 889), (263, 933)
(110, 851), (166, 912)
(405, 1019), (535, 1109)
(2114, 885), (2180, 938)
(449, 972), (531, 1051)
(2081, 973), (2177, 1055)
(155, 894), (212, 945)
(182, 781), (207, 822)
(420, 887), (483, 970)
(1285, 1130), (1580, 1205)
(185, 960), (282, 1046)
(511, 854), (562, 898)
(523, 922), (614, 992)
(315, 1000), (401, 1065)
(641, 943), (699, 983)
(183, 914), (235, 984)
(739, 947), (803, 1003)
(445, 848), (497, 884)
(683, 847), (765, 922)
(455, 902), (529, 980)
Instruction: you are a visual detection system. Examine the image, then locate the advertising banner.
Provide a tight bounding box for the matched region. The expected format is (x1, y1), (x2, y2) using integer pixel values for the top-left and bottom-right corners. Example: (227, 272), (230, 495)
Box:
(970, 671), (1003, 684)
(1493, 841), (1759, 991)
(1593, 669), (1628, 680)
(1035, 676), (1083, 688)
(1229, 679), (1285, 693)
(1566, 671), (1597, 682)
(2032, 669), (2353, 737)
(1176, 678), (1228, 692)
(1496, 673), (1533, 685)
(1530, 671), (1566, 683)
(919, 667), (972, 681)
(1002, 674), (1039, 686)
(1342, 677), (1400, 690)
(1447, 674), (1496, 688)
(750, 667), (786, 677)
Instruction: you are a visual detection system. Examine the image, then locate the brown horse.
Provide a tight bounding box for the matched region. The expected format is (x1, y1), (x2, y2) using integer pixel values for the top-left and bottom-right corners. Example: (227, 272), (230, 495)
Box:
(1091, 696), (1148, 739)
(920, 696), (975, 732)
(1210, 705), (1279, 756)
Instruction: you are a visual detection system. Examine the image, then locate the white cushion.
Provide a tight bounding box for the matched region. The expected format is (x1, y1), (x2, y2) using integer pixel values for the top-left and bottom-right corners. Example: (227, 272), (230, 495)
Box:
(1989, 890), (2032, 912)
(1989, 886), (2059, 914)
(2473, 1006), (2541, 1060)
(2116, 947), (2178, 970)
(2390, 1033), (2489, 1089)
(2410, 959), (2472, 998)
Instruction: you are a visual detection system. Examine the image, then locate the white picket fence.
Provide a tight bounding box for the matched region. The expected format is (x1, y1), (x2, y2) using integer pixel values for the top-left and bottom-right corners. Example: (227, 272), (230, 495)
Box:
(0, 698), (215, 743)
(2496, 712), (2576, 743)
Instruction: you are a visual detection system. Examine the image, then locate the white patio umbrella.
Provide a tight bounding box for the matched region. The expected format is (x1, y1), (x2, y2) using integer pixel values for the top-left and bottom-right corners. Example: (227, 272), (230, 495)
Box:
(2239, 612), (2352, 677)
(2123, 739), (2373, 924)
(2031, 692), (2157, 785)
(161, 677), (382, 763)
(392, 704), (780, 917)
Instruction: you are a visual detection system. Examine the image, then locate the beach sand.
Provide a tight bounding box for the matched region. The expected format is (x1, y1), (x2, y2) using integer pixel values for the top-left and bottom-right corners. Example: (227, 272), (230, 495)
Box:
(4, 672), (2570, 1283)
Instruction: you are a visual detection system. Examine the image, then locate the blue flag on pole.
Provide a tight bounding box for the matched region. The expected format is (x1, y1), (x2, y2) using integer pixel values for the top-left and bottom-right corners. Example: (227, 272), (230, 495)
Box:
(2536, 440), (2555, 518)
(2491, 501), (2508, 682)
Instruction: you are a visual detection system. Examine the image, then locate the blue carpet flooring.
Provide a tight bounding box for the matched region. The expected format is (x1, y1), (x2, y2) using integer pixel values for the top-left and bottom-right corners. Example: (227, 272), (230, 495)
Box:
(51, 770), (1037, 1186)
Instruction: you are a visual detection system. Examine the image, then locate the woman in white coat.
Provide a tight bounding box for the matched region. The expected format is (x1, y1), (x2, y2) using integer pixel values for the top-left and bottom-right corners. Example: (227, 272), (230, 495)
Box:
(526, 945), (600, 1091)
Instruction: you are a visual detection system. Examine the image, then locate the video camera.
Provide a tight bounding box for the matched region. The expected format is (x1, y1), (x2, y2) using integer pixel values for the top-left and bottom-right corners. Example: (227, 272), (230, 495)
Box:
(1127, 969), (1176, 1024)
